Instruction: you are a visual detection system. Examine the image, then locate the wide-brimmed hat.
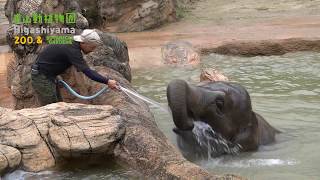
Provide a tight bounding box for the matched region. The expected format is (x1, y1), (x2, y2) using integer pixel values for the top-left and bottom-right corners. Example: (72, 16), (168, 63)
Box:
(73, 29), (102, 44)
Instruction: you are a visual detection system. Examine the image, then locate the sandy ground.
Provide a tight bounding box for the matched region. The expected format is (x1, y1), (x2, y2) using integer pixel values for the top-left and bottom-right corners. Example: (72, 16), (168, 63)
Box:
(1, 0), (320, 107)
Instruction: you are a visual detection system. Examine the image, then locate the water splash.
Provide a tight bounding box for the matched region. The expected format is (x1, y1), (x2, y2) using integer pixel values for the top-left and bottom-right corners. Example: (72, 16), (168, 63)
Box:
(119, 85), (170, 113)
(202, 158), (298, 168)
(192, 121), (242, 159)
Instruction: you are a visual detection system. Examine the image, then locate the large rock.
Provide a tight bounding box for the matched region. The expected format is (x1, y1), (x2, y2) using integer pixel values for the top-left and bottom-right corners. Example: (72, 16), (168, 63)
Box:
(0, 103), (124, 174)
(200, 68), (229, 82)
(161, 40), (200, 65)
(79, 0), (177, 32)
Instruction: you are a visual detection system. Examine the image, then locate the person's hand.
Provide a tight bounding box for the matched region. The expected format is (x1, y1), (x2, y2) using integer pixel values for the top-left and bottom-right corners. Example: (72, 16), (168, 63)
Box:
(107, 79), (120, 90)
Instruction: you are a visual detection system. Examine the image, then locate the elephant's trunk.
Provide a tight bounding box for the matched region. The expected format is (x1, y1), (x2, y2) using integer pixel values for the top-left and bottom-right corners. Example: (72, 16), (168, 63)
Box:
(167, 79), (194, 131)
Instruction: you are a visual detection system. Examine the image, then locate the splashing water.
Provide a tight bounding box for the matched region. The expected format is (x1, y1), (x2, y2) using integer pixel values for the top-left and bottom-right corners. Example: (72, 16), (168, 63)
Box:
(192, 121), (242, 159)
(119, 85), (170, 113)
(208, 158), (298, 168)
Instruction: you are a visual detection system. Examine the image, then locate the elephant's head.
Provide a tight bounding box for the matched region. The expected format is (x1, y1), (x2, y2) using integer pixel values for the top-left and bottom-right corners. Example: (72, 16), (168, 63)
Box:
(167, 79), (278, 159)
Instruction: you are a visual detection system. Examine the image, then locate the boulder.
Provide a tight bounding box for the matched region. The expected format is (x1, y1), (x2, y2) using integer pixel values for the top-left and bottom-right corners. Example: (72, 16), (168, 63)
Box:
(200, 68), (229, 82)
(161, 40), (200, 65)
(79, 0), (177, 32)
(0, 103), (124, 175)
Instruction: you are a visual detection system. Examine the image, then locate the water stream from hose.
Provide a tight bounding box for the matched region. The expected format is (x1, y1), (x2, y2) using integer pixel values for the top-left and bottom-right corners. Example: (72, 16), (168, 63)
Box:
(59, 79), (170, 113)
(119, 85), (170, 113)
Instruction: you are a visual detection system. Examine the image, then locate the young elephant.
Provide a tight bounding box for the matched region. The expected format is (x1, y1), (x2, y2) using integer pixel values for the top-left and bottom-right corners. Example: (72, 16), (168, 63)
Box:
(167, 79), (279, 159)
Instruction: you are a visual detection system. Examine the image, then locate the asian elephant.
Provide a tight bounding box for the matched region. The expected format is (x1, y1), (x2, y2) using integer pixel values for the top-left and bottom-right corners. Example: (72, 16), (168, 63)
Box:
(167, 79), (280, 160)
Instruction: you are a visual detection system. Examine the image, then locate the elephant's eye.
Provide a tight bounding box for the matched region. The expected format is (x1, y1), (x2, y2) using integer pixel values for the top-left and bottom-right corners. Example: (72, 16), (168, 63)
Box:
(216, 99), (224, 113)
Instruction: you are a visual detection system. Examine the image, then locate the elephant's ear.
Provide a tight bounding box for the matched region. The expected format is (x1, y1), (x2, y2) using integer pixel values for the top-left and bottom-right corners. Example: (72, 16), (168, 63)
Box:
(233, 112), (260, 151)
(254, 112), (280, 145)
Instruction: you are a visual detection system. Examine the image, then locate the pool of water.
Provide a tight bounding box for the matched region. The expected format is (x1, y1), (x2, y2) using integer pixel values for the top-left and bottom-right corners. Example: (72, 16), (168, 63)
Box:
(131, 52), (320, 179)
(4, 161), (138, 180)
(182, 0), (320, 25)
